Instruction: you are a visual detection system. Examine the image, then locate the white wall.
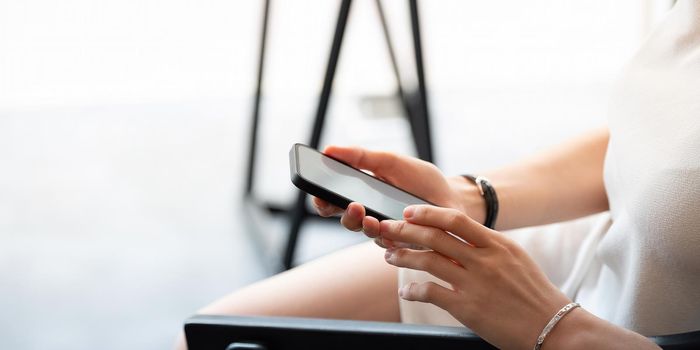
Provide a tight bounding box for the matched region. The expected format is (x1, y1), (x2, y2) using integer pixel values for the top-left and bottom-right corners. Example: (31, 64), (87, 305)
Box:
(0, 0), (668, 109)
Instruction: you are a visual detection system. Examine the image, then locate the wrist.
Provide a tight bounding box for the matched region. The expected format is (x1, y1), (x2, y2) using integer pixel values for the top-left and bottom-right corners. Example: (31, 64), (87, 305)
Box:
(540, 307), (594, 350)
(448, 175), (487, 226)
(542, 307), (661, 350)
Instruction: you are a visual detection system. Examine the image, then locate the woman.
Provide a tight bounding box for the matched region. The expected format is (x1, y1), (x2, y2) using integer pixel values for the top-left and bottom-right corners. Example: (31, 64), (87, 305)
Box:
(177, 1), (699, 349)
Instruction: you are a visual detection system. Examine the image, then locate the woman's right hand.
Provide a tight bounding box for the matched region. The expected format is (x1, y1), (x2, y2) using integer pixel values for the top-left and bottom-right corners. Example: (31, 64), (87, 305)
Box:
(311, 146), (486, 243)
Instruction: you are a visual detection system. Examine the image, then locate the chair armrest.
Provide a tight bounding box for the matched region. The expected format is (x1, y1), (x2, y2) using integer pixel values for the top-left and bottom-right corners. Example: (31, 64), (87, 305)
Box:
(650, 329), (700, 350)
(185, 314), (700, 350)
(185, 314), (495, 350)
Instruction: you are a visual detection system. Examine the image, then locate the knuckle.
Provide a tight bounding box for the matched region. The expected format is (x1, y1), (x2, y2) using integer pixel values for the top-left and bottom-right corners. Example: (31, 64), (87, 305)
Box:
(425, 162), (440, 173)
(355, 150), (368, 168)
(446, 211), (465, 228)
(395, 221), (408, 235)
(420, 283), (437, 303)
(394, 247), (407, 260)
(500, 239), (518, 254)
(421, 228), (434, 243)
(424, 228), (442, 246)
(493, 238), (517, 256)
(416, 252), (438, 271)
(380, 151), (398, 162)
(414, 255), (429, 271)
(379, 152), (399, 171)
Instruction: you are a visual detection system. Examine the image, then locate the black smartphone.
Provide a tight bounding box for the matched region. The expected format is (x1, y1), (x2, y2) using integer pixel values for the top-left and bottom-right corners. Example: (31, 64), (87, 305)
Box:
(289, 143), (432, 221)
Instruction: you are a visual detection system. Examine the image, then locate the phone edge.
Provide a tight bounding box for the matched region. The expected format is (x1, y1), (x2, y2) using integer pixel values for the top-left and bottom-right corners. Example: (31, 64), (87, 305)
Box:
(289, 144), (391, 221)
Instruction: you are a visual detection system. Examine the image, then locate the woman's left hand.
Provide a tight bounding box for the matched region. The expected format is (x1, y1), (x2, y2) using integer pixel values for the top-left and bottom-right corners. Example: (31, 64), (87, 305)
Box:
(379, 205), (572, 350)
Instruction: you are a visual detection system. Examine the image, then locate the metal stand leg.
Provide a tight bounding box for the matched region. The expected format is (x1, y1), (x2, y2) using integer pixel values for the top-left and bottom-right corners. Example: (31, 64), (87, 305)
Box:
(407, 0), (434, 163)
(245, 0), (271, 197)
(375, 0), (408, 119)
(375, 0), (434, 162)
(282, 0), (353, 271)
(375, 0), (433, 164)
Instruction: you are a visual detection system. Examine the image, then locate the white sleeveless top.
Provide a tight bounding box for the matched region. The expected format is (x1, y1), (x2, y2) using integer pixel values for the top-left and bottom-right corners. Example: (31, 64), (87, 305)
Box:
(399, 1), (700, 335)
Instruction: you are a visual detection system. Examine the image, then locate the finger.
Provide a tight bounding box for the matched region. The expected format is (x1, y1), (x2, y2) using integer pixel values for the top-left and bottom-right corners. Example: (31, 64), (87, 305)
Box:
(340, 202), (365, 232)
(379, 220), (470, 262)
(323, 146), (444, 201)
(403, 205), (493, 247)
(385, 248), (464, 283)
(324, 146), (400, 175)
(376, 236), (398, 249)
(376, 238), (425, 250)
(312, 197), (343, 217)
(398, 281), (457, 311)
(361, 216), (380, 238)
(374, 236), (389, 249)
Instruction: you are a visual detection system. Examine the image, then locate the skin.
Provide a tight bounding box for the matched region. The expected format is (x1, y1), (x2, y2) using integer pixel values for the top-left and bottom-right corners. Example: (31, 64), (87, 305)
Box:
(379, 206), (657, 350)
(176, 128), (660, 350)
(174, 242), (399, 349)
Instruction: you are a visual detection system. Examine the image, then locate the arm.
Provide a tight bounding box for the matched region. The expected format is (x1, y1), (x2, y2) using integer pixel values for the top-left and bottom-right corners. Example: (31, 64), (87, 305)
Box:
(543, 307), (659, 350)
(453, 127), (610, 230)
(314, 128), (609, 234)
(377, 205), (659, 350)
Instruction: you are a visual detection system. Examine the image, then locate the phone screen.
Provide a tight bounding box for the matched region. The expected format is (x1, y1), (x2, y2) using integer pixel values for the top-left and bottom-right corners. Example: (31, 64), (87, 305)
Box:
(295, 145), (430, 220)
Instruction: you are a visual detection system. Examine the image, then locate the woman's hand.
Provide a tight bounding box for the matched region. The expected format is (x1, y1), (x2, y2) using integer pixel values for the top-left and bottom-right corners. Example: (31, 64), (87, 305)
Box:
(312, 146), (485, 242)
(379, 204), (572, 350)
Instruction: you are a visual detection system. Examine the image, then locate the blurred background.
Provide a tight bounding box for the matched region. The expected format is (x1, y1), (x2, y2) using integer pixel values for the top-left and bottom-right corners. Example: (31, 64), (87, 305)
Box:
(0, 0), (673, 349)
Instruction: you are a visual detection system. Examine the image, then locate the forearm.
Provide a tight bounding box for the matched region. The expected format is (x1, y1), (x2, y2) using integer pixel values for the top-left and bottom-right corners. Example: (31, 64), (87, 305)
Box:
(543, 308), (660, 350)
(453, 128), (610, 230)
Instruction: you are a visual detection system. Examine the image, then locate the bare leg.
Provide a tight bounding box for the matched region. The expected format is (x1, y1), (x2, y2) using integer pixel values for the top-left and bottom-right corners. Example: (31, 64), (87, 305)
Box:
(175, 241), (399, 349)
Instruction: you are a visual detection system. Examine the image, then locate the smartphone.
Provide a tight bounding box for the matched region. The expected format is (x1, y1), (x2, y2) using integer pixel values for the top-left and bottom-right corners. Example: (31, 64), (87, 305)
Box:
(289, 143), (432, 221)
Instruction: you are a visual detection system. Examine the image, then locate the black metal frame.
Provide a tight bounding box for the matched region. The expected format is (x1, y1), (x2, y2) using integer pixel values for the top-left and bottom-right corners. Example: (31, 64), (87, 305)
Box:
(245, 0), (434, 271)
(185, 315), (700, 350)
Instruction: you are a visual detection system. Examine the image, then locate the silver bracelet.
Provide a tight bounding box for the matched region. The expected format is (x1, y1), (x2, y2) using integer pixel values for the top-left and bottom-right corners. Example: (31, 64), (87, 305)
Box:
(533, 302), (580, 350)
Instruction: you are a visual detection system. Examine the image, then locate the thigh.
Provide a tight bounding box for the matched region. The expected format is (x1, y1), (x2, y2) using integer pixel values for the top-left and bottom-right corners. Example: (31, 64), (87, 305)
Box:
(198, 241), (401, 322)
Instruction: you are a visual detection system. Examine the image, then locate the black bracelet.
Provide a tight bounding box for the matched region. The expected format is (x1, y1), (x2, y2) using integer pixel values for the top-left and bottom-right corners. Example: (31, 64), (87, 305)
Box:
(462, 174), (499, 229)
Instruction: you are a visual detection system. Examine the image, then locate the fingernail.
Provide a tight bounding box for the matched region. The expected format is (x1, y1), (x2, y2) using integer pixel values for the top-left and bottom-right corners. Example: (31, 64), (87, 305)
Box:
(384, 248), (395, 263)
(403, 206), (415, 219)
(399, 284), (411, 298)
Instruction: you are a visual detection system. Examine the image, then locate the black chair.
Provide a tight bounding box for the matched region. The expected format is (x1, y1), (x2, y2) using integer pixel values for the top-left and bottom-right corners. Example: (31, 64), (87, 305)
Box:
(184, 314), (700, 350)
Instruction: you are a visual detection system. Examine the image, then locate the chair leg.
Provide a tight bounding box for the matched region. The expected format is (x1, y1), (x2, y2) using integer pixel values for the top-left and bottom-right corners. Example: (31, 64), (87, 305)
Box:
(282, 0), (353, 271)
